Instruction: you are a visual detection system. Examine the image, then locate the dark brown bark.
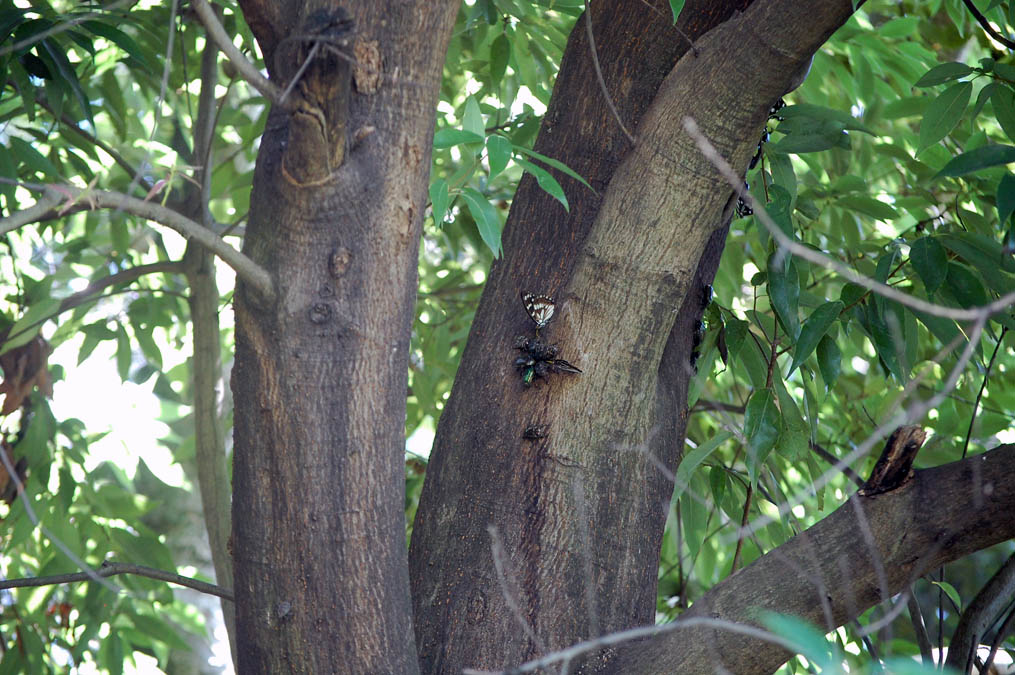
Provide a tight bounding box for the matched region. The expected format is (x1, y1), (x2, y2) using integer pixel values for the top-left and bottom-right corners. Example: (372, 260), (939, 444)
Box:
(598, 443), (1015, 674)
(229, 2), (457, 672)
(409, 0), (855, 672)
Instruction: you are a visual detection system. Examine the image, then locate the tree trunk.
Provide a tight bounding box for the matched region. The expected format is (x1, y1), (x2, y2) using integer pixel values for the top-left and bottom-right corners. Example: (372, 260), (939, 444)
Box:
(229, 2), (457, 671)
(409, 0), (853, 672)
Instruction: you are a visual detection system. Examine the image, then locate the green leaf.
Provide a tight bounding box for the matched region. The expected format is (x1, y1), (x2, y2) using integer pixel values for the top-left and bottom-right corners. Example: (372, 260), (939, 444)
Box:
(115, 321), (132, 381)
(0, 145), (17, 209)
(0, 298), (61, 355)
(768, 127), (850, 154)
(486, 134), (512, 179)
(912, 61), (973, 87)
(9, 137), (60, 178)
(767, 254), (800, 339)
(514, 157), (568, 211)
(462, 96), (484, 137)
(459, 187), (502, 257)
(433, 128), (484, 149)
(672, 430), (732, 502)
(9, 59), (36, 121)
(723, 316), (749, 362)
(917, 81), (971, 152)
(930, 580), (962, 610)
(816, 334), (841, 388)
(512, 145), (593, 190)
(765, 184), (794, 238)
(836, 195), (899, 221)
(668, 0), (686, 22)
(778, 104), (872, 133)
(938, 233), (1015, 294)
(998, 173), (1015, 226)
(909, 238), (949, 300)
(744, 388), (781, 486)
(935, 144), (1015, 177)
(992, 85), (1015, 143)
(83, 20), (156, 71)
(490, 32), (510, 84)
(39, 38), (94, 130)
(789, 301), (844, 375)
(762, 613), (839, 670)
(945, 261), (989, 307)
(971, 81), (997, 123)
(864, 302), (903, 380)
(429, 178), (449, 226)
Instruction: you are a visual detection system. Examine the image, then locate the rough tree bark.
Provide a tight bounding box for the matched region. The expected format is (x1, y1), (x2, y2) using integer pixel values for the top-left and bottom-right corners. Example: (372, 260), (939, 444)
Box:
(408, 0), (859, 672)
(228, 1), (457, 672)
(219, 0), (1014, 673)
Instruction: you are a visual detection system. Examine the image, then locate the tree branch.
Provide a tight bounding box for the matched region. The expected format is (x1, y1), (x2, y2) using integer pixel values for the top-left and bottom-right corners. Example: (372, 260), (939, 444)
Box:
(58, 261), (183, 316)
(190, 0), (286, 106)
(0, 186), (274, 301)
(578, 443), (1015, 674)
(0, 560), (234, 601)
(960, 0), (1015, 49)
(682, 116), (1015, 323)
(945, 552), (1015, 673)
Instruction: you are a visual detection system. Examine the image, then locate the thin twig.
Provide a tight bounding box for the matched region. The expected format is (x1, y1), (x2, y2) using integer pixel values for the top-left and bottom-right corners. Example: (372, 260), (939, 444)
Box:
(728, 484), (752, 574)
(191, 0), (286, 106)
(30, 96), (151, 190)
(462, 615), (796, 674)
(961, 326), (1007, 458)
(682, 116), (1015, 323)
(583, 1), (636, 145)
(907, 591), (934, 666)
(809, 442), (864, 487)
(961, 0), (1015, 49)
(487, 525), (546, 653)
(0, 560), (234, 601)
(0, 446), (121, 596)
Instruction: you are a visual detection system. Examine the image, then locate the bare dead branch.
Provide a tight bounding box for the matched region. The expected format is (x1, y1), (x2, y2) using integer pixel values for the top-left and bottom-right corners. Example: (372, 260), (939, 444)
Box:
(0, 185), (274, 302)
(0, 560), (234, 601)
(583, 1), (636, 146)
(681, 116), (1015, 323)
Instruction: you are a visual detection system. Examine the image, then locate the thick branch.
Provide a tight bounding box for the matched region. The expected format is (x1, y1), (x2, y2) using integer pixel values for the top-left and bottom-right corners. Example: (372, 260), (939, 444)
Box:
(945, 553), (1015, 673)
(595, 444), (1015, 674)
(0, 560), (234, 601)
(0, 186), (274, 301)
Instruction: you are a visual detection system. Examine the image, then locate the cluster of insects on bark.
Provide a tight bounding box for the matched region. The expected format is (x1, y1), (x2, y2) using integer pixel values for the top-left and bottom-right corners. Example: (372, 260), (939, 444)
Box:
(513, 292), (582, 387)
(736, 99), (787, 219)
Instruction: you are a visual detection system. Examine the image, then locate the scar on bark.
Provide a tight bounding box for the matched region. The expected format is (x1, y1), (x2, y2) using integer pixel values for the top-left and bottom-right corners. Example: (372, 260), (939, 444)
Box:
(860, 425), (927, 496)
(280, 8), (355, 187)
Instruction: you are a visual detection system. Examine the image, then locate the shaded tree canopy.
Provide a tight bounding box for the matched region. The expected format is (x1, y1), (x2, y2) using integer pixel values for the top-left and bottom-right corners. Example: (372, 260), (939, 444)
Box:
(0, 0), (1013, 673)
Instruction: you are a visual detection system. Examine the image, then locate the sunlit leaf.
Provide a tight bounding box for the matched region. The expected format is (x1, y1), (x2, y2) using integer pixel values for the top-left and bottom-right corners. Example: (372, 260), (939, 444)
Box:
(459, 187), (502, 257)
(917, 81), (971, 152)
(935, 144), (1015, 177)
(912, 61), (973, 87)
(789, 301), (843, 375)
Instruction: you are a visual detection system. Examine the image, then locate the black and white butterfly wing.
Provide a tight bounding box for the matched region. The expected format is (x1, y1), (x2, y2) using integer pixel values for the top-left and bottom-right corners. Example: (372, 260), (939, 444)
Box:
(521, 292), (556, 330)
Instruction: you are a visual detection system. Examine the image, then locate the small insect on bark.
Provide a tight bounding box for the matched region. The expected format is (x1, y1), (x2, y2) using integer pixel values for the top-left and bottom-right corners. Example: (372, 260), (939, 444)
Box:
(521, 291), (556, 334)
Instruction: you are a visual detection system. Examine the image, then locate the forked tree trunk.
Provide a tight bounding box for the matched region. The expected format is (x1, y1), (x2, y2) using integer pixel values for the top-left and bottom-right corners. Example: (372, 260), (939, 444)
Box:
(229, 2), (457, 672)
(408, 0), (853, 672)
